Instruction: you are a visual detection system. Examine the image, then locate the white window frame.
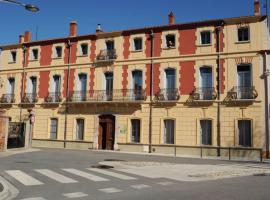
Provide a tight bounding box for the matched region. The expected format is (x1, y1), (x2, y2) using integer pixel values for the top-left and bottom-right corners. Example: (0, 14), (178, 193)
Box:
(165, 34), (176, 48)
(133, 37), (143, 51)
(80, 43), (88, 56)
(10, 50), (17, 63)
(54, 46), (62, 58)
(31, 48), (39, 60)
(200, 31), (212, 45)
(237, 26), (250, 42)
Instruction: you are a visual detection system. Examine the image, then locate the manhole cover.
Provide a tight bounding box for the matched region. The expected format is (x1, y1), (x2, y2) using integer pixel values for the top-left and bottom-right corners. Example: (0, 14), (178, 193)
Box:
(91, 164), (114, 169)
(104, 159), (126, 162)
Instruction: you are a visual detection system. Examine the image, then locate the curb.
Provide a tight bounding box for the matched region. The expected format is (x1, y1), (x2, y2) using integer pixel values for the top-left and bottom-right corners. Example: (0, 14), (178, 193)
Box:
(0, 176), (18, 200)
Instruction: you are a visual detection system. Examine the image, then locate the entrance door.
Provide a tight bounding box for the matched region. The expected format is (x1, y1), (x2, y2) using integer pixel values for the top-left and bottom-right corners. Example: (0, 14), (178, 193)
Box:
(98, 115), (115, 150)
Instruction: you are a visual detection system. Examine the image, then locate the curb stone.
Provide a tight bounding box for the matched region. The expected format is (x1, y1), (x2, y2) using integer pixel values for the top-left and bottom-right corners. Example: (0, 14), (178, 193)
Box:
(0, 176), (18, 200)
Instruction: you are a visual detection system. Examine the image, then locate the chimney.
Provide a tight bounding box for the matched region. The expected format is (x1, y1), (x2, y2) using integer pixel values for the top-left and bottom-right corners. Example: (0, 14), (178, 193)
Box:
(254, 0), (261, 16)
(69, 21), (77, 37)
(24, 31), (31, 43)
(168, 11), (175, 25)
(96, 24), (102, 33)
(19, 34), (24, 43)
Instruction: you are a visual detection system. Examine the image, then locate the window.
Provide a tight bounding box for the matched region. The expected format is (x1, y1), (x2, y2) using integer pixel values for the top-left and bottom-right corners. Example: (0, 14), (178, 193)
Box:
(200, 120), (212, 145)
(133, 38), (142, 51)
(50, 118), (58, 139)
(105, 72), (113, 101)
(53, 75), (61, 94)
(106, 40), (114, 50)
(80, 43), (88, 55)
(237, 65), (252, 99)
(31, 49), (39, 60)
(200, 31), (211, 45)
(238, 27), (249, 42)
(165, 34), (175, 48)
(200, 67), (213, 100)
(131, 119), (140, 143)
(238, 120), (252, 147)
(165, 68), (176, 100)
(55, 46), (62, 58)
(78, 74), (87, 101)
(8, 78), (15, 95)
(132, 70), (143, 100)
(10, 51), (17, 62)
(76, 119), (84, 140)
(164, 119), (174, 144)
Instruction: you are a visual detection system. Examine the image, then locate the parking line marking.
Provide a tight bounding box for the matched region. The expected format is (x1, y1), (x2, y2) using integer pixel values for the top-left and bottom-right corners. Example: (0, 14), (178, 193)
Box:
(87, 168), (137, 180)
(35, 169), (77, 183)
(5, 170), (43, 186)
(62, 168), (109, 182)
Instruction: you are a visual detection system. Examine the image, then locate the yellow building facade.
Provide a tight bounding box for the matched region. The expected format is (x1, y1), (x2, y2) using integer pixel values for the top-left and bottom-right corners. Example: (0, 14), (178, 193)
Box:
(0, 2), (269, 157)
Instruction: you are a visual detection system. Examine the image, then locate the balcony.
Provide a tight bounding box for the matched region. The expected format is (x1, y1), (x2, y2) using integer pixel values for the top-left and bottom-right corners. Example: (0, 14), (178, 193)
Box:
(0, 94), (15, 104)
(154, 88), (180, 102)
(68, 89), (146, 103)
(190, 87), (217, 101)
(96, 49), (117, 62)
(44, 92), (62, 103)
(22, 93), (38, 104)
(227, 86), (258, 100)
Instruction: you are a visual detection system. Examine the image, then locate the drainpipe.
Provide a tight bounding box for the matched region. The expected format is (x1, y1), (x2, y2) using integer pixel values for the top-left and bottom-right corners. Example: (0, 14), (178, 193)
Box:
(262, 52), (270, 158)
(215, 23), (223, 156)
(19, 45), (27, 123)
(63, 40), (72, 148)
(149, 30), (154, 153)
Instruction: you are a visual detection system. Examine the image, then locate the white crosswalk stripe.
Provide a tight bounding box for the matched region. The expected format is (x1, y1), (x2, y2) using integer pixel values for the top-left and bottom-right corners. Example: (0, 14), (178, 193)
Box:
(20, 197), (46, 200)
(5, 170), (43, 186)
(35, 169), (78, 183)
(131, 184), (151, 189)
(157, 181), (174, 186)
(98, 187), (122, 193)
(62, 192), (88, 198)
(87, 168), (137, 180)
(62, 168), (109, 182)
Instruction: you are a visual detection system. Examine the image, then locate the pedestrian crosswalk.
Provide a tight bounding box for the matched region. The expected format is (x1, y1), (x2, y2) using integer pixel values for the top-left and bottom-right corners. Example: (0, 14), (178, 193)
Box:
(35, 169), (77, 184)
(5, 170), (44, 186)
(62, 168), (109, 182)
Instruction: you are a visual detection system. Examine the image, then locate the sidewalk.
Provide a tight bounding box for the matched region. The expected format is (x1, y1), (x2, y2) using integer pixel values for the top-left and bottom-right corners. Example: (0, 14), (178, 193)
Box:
(0, 147), (40, 158)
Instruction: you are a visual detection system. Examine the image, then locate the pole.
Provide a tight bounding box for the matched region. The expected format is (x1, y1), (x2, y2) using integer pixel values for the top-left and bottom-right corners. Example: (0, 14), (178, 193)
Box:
(149, 30), (154, 153)
(63, 40), (72, 148)
(20, 45), (26, 123)
(263, 52), (269, 158)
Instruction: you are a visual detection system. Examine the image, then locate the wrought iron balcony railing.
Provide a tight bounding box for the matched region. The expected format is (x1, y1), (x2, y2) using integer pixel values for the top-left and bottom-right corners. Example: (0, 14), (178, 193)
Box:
(22, 93), (38, 103)
(0, 94), (15, 104)
(96, 49), (117, 61)
(190, 87), (217, 101)
(44, 92), (62, 103)
(227, 86), (258, 100)
(154, 88), (180, 102)
(69, 89), (146, 102)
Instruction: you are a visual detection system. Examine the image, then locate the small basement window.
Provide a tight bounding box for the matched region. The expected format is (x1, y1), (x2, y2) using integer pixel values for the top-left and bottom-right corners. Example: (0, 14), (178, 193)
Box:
(238, 27), (249, 42)
(10, 51), (17, 62)
(32, 49), (39, 60)
(165, 34), (175, 48)
(80, 43), (88, 55)
(200, 31), (211, 45)
(133, 38), (142, 51)
(55, 46), (62, 58)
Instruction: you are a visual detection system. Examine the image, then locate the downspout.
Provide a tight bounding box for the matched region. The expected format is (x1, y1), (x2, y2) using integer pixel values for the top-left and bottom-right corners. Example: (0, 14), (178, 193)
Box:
(149, 30), (154, 153)
(262, 52), (270, 158)
(215, 23), (223, 156)
(20, 45), (27, 123)
(63, 40), (72, 148)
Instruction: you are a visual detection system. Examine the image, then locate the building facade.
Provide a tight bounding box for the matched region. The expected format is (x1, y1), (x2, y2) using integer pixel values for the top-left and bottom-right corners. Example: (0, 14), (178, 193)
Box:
(0, 1), (269, 157)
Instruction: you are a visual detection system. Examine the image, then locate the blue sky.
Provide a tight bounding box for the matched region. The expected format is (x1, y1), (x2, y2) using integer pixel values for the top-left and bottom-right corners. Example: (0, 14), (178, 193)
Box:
(0, 0), (266, 45)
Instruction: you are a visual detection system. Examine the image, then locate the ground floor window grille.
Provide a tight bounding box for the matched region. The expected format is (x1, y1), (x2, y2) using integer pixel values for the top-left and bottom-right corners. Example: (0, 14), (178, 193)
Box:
(164, 119), (175, 144)
(238, 120), (252, 147)
(200, 120), (212, 145)
(50, 118), (58, 139)
(76, 119), (84, 140)
(131, 119), (140, 143)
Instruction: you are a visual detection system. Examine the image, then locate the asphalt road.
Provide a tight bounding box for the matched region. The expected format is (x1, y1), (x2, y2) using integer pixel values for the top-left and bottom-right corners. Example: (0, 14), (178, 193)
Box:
(0, 148), (270, 200)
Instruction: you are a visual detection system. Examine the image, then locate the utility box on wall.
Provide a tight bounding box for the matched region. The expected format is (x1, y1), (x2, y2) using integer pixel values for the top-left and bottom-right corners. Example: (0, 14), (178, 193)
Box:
(0, 110), (8, 151)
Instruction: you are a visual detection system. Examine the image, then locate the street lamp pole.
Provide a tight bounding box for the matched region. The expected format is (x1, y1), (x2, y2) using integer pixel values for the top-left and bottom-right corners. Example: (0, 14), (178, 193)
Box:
(0, 0), (39, 12)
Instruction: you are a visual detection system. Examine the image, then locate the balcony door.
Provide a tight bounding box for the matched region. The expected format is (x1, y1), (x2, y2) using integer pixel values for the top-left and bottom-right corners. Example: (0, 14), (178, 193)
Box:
(165, 68), (176, 100)
(237, 65), (251, 99)
(132, 70), (142, 100)
(106, 40), (114, 50)
(7, 78), (15, 103)
(78, 74), (87, 101)
(105, 72), (113, 101)
(28, 76), (37, 102)
(53, 75), (61, 101)
(200, 67), (212, 100)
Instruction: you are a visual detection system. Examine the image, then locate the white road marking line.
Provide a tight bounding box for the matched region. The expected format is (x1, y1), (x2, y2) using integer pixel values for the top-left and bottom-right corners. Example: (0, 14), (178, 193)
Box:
(62, 168), (109, 182)
(20, 198), (46, 200)
(87, 168), (137, 180)
(157, 181), (174, 186)
(98, 187), (122, 193)
(62, 192), (88, 198)
(131, 184), (151, 189)
(5, 170), (43, 186)
(35, 169), (77, 183)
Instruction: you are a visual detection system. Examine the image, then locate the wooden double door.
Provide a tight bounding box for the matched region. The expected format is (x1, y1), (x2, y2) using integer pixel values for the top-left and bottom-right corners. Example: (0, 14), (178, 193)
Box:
(98, 115), (115, 150)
